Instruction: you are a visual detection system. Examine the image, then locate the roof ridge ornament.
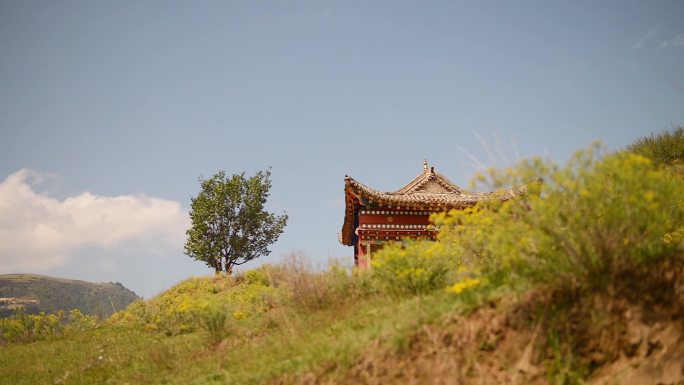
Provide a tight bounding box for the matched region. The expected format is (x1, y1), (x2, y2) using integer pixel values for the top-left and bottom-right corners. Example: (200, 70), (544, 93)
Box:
(423, 157), (428, 172)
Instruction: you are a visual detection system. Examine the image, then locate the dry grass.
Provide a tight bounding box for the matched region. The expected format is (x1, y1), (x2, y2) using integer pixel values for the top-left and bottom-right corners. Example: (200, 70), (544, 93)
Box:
(265, 253), (366, 312)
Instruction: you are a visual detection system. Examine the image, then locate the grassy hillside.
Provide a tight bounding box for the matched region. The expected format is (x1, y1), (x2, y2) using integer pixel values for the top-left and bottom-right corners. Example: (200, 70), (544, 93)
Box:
(0, 274), (139, 318)
(626, 125), (684, 168)
(1, 129), (683, 385)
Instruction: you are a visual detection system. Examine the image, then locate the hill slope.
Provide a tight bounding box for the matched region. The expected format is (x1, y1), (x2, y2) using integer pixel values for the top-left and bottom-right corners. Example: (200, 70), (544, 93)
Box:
(0, 274), (139, 318)
(1, 130), (683, 384)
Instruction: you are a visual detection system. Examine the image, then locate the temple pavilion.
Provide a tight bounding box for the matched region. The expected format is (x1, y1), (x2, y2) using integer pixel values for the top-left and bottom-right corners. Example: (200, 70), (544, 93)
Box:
(340, 159), (527, 268)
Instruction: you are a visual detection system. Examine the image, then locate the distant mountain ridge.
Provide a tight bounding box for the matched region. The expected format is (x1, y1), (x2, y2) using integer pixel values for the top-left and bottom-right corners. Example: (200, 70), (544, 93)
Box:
(0, 274), (139, 318)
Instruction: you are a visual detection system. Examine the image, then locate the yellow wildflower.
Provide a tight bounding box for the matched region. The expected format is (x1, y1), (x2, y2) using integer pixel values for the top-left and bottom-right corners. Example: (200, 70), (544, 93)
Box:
(232, 310), (248, 320)
(446, 278), (482, 295)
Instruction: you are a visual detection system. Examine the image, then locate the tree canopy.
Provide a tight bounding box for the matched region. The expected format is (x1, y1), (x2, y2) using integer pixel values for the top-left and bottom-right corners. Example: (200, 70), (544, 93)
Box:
(184, 169), (288, 274)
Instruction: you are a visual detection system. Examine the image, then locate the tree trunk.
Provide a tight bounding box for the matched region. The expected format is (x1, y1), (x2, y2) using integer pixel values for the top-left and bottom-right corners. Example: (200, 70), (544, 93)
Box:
(212, 258), (221, 274)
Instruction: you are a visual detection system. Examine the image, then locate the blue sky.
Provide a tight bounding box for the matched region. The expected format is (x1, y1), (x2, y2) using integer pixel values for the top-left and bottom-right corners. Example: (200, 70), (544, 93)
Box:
(1, 1), (683, 297)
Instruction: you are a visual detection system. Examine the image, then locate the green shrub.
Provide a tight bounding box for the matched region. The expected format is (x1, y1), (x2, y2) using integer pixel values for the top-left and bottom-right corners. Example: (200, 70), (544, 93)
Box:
(244, 266), (271, 286)
(225, 279), (275, 317)
(0, 309), (61, 343)
(435, 144), (684, 291)
(0, 308), (99, 344)
(109, 272), (278, 335)
(198, 300), (230, 344)
(67, 309), (98, 331)
(371, 241), (456, 298)
(376, 143), (684, 298)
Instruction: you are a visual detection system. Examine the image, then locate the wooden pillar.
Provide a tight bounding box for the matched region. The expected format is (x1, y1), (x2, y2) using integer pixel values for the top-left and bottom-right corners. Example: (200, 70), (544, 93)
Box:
(366, 241), (372, 268)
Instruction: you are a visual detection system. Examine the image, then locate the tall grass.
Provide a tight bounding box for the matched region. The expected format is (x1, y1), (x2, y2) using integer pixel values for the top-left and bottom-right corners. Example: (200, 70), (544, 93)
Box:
(263, 253), (365, 311)
(626, 125), (684, 168)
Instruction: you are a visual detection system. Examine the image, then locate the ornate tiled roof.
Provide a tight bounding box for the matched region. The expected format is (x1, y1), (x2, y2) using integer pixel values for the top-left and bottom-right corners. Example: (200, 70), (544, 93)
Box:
(340, 163), (529, 246)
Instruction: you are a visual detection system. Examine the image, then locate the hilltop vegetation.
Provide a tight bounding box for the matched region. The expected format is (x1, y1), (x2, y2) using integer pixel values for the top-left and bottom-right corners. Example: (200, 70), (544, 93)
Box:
(1, 128), (683, 385)
(0, 274), (139, 318)
(626, 125), (684, 169)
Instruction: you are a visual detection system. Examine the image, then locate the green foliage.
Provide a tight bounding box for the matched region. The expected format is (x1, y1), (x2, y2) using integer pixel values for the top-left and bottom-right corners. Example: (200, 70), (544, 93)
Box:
(0, 309), (62, 344)
(416, 145), (682, 295)
(460, 145), (684, 289)
(357, 142), (684, 381)
(198, 300), (230, 344)
(244, 266), (271, 286)
(68, 309), (99, 331)
(0, 284), (460, 385)
(224, 278), (275, 318)
(626, 125), (684, 168)
(184, 169), (288, 274)
(106, 256), (377, 344)
(374, 142), (684, 298)
(545, 330), (585, 385)
(371, 241), (456, 298)
(109, 273), (279, 336)
(0, 308), (99, 344)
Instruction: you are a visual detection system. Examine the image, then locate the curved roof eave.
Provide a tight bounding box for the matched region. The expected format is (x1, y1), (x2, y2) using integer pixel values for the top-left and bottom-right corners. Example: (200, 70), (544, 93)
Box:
(339, 172), (531, 246)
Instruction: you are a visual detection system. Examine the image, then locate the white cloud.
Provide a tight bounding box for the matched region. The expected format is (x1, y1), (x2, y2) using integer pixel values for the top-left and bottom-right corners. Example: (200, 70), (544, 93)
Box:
(632, 28), (656, 50)
(0, 169), (189, 273)
(660, 33), (684, 49)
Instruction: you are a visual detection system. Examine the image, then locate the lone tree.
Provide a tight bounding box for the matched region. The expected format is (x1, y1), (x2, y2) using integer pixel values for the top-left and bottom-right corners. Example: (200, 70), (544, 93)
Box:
(184, 169), (288, 274)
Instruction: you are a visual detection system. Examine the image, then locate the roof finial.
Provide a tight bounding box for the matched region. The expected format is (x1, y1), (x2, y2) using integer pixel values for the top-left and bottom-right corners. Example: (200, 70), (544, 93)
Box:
(423, 157), (428, 172)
